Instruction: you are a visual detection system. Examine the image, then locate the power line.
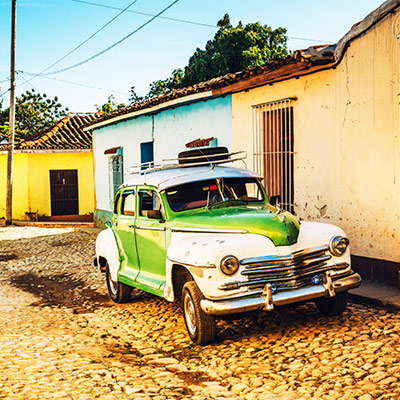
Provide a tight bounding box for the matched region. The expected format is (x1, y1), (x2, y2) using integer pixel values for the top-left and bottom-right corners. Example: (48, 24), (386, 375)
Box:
(0, 89), (10, 103)
(25, 0), (138, 85)
(19, 70), (129, 95)
(17, 71), (42, 93)
(72, 0), (216, 28)
(289, 36), (334, 44)
(40, 0), (180, 76)
(71, 0), (335, 43)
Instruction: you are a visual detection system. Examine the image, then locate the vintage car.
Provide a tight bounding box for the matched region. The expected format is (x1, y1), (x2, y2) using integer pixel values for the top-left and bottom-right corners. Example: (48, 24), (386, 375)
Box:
(95, 148), (361, 344)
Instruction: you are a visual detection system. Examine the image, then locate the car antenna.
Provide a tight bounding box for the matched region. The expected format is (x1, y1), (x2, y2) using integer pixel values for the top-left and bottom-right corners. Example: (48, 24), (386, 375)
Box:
(197, 147), (215, 171)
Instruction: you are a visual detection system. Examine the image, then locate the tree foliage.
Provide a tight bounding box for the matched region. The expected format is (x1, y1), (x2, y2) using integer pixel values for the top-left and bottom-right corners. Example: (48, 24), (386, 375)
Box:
(95, 94), (126, 113)
(147, 69), (183, 99)
(0, 89), (69, 139)
(128, 14), (288, 103)
(128, 86), (144, 104)
(182, 14), (288, 87)
(127, 69), (183, 105)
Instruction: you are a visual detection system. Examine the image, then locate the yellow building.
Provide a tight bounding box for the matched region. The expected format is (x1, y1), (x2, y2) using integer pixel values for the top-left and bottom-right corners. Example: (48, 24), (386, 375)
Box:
(0, 114), (97, 222)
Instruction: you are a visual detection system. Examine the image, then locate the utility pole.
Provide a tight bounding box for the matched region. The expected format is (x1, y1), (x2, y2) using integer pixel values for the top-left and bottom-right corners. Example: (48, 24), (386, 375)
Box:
(6, 0), (16, 225)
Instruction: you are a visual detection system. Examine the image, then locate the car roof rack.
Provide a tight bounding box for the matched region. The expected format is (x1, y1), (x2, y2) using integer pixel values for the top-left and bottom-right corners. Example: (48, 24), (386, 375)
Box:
(126, 150), (247, 176)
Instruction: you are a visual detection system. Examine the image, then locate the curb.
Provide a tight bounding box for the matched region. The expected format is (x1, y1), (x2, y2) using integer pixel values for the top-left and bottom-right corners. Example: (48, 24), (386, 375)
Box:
(349, 292), (400, 312)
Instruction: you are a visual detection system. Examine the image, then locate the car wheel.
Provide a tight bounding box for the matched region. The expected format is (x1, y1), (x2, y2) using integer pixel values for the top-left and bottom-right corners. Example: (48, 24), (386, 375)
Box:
(106, 264), (132, 303)
(315, 291), (348, 316)
(182, 281), (216, 344)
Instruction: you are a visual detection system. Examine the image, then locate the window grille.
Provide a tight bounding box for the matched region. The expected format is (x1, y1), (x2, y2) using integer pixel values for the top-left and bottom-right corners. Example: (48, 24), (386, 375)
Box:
(252, 99), (295, 213)
(108, 154), (123, 208)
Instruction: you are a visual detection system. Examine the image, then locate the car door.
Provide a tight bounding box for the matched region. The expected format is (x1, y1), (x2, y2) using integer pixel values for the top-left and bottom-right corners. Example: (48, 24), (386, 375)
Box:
(135, 187), (167, 295)
(112, 187), (140, 285)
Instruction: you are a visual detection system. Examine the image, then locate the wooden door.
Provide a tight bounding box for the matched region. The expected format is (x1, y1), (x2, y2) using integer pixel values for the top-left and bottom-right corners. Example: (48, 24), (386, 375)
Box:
(50, 170), (79, 216)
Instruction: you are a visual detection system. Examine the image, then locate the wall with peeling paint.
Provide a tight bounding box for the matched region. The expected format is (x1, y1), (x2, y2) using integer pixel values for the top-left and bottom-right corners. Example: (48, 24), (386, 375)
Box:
(233, 12), (400, 263)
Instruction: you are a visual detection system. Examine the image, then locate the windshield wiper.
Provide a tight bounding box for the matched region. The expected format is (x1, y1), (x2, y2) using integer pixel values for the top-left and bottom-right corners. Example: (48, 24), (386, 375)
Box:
(207, 199), (247, 209)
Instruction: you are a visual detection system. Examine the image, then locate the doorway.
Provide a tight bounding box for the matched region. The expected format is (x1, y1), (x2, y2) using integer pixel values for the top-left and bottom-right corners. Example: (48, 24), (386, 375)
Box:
(49, 170), (79, 215)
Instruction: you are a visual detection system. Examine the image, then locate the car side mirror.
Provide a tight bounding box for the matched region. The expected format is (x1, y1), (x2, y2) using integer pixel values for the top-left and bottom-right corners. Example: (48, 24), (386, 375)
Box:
(105, 221), (112, 228)
(147, 209), (164, 221)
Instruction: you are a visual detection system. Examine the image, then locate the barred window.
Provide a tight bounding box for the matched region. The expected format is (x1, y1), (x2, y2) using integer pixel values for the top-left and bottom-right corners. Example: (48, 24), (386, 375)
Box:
(252, 98), (295, 213)
(108, 154), (123, 208)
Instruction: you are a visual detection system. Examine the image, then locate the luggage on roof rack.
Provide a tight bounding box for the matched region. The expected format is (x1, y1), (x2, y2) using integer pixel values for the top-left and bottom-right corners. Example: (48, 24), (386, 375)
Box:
(126, 149), (247, 176)
(178, 147), (229, 165)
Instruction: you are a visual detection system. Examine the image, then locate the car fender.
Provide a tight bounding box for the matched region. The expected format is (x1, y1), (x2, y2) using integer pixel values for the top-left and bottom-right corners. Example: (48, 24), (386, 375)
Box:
(296, 221), (351, 264)
(164, 232), (278, 301)
(95, 228), (120, 282)
(296, 221), (346, 248)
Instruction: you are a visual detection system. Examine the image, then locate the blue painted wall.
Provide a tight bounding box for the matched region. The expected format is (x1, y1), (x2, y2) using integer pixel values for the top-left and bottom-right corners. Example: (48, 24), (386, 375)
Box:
(93, 94), (233, 220)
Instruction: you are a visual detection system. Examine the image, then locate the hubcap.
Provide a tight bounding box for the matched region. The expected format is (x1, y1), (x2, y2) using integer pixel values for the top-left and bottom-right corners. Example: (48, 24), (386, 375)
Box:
(184, 292), (197, 336)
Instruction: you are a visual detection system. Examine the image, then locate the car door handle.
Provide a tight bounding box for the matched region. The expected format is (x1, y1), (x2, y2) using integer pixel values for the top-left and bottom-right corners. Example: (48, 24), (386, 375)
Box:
(128, 225), (136, 229)
(136, 225), (165, 231)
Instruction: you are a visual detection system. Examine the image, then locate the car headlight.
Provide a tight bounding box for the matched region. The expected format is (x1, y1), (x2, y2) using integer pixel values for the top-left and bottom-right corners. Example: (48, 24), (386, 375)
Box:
(220, 255), (240, 276)
(329, 236), (349, 256)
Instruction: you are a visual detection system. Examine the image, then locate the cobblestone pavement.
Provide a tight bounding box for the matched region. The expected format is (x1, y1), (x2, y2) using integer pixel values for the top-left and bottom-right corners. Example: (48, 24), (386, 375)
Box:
(1, 227), (400, 400)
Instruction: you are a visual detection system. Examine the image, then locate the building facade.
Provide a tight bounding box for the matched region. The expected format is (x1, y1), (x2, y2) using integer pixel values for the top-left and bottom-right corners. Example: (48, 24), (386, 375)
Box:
(88, 94), (233, 226)
(232, 1), (400, 283)
(0, 114), (97, 221)
(85, 0), (400, 285)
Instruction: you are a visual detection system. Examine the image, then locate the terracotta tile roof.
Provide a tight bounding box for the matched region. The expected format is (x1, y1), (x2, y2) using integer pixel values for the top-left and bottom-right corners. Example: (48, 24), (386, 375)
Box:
(84, 0), (400, 131)
(0, 114), (101, 151)
(84, 46), (335, 129)
(0, 132), (22, 146)
(0, 132), (22, 140)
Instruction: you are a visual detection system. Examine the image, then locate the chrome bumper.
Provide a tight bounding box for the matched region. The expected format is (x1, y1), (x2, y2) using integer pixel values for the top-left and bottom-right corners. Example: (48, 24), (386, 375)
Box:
(200, 272), (361, 316)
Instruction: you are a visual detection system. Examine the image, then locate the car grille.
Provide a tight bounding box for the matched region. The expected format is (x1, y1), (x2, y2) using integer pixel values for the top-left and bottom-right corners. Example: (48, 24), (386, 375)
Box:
(219, 245), (333, 292)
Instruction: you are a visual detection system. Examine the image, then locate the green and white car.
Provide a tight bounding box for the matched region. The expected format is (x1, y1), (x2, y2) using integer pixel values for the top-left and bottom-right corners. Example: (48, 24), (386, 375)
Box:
(95, 149), (361, 344)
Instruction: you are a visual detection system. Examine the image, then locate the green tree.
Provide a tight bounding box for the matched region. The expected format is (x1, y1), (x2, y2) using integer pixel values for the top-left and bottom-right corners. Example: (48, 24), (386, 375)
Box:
(95, 94), (126, 113)
(182, 14), (288, 86)
(128, 14), (288, 100)
(128, 86), (144, 104)
(0, 89), (69, 139)
(0, 109), (30, 139)
(128, 69), (183, 104)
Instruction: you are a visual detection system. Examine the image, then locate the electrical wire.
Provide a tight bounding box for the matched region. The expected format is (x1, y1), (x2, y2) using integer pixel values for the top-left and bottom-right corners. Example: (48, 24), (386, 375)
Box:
(72, 0), (216, 28)
(72, 0), (335, 43)
(289, 36), (334, 44)
(39, 0), (180, 76)
(19, 71), (129, 96)
(0, 88), (11, 99)
(24, 0), (139, 85)
(39, 0), (139, 76)
(17, 71), (42, 93)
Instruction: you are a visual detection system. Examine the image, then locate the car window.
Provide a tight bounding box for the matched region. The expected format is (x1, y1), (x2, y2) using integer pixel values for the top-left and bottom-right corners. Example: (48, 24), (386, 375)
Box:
(165, 178), (265, 212)
(138, 190), (162, 217)
(121, 190), (136, 216)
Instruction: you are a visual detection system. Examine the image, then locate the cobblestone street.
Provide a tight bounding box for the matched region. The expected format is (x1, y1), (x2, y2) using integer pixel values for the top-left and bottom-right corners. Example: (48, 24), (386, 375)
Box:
(0, 227), (400, 400)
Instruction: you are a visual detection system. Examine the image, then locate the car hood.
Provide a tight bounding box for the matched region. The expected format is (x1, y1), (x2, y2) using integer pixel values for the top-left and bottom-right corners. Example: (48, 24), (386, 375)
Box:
(168, 205), (300, 246)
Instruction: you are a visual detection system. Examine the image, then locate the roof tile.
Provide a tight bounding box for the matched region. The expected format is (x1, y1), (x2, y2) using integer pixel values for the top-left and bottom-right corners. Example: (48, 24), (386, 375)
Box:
(0, 114), (100, 151)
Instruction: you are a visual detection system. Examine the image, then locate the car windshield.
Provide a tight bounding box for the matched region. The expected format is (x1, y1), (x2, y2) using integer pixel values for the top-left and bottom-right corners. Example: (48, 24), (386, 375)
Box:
(165, 177), (265, 212)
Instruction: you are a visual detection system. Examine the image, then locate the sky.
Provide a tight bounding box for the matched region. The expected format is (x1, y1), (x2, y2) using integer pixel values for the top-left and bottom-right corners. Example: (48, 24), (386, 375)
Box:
(0, 0), (385, 113)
